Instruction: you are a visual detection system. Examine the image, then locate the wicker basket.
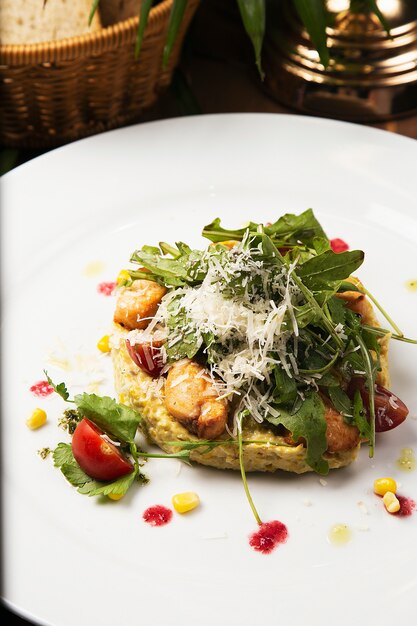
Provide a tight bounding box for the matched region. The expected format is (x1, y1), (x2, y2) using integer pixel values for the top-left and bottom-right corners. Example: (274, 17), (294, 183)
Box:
(0, 0), (200, 148)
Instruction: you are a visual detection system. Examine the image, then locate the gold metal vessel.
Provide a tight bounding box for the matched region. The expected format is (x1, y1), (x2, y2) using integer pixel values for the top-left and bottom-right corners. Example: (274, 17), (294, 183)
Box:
(264, 0), (417, 121)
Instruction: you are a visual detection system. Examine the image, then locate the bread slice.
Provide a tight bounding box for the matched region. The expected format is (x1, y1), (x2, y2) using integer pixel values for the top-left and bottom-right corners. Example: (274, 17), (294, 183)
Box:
(0, 0), (101, 45)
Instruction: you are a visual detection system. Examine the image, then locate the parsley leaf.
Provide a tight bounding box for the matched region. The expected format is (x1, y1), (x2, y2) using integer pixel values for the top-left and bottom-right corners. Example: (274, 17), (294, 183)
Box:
(43, 370), (70, 401)
(74, 394), (141, 444)
(53, 443), (138, 498)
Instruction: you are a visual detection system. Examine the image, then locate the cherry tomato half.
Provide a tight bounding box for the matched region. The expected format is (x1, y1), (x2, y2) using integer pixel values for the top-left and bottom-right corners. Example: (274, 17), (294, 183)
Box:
(126, 339), (164, 377)
(72, 418), (134, 481)
(349, 378), (409, 432)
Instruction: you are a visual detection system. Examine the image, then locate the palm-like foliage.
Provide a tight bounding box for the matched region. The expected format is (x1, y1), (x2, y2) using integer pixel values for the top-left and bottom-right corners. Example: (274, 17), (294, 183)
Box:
(91, 0), (389, 73)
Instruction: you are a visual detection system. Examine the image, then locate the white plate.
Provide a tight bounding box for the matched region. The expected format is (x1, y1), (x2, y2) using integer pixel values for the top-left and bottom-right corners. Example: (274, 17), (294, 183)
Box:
(2, 114), (417, 626)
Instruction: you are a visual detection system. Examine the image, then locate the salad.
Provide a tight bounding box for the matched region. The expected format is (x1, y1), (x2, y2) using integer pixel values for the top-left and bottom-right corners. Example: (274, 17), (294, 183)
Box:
(48, 210), (413, 503)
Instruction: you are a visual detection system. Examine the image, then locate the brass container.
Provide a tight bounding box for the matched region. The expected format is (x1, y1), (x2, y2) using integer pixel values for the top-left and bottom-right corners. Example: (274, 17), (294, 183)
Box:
(263, 0), (417, 122)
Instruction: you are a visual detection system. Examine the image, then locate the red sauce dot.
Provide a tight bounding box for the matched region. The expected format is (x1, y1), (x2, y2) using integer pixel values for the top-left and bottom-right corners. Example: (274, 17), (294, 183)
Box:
(30, 380), (54, 397)
(330, 238), (349, 253)
(143, 505), (173, 527)
(97, 281), (116, 296)
(249, 520), (288, 554)
(395, 495), (416, 517)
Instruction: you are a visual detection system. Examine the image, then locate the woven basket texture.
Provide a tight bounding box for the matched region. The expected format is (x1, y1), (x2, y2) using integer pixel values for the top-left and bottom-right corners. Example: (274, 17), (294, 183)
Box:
(0, 0), (200, 148)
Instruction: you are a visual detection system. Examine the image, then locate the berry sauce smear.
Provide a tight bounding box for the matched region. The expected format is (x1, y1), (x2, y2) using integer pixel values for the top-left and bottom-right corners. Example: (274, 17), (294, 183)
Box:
(249, 520), (288, 554)
(143, 505), (173, 527)
(30, 380), (54, 397)
(396, 496), (416, 517)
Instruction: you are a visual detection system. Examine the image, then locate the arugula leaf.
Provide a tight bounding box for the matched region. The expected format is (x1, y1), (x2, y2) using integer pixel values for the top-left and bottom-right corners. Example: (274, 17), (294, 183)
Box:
(44, 370), (70, 401)
(130, 246), (189, 287)
(265, 208), (327, 245)
(74, 394), (141, 444)
(353, 389), (371, 441)
(297, 250), (364, 290)
(165, 296), (201, 361)
(273, 366), (297, 404)
(266, 392), (329, 474)
(202, 209), (327, 249)
(328, 387), (352, 418)
(202, 218), (260, 244)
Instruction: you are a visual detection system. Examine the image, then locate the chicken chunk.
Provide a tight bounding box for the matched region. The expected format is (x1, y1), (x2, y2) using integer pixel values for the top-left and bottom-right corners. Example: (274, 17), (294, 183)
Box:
(114, 279), (166, 330)
(165, 359), (228, 439)
(323, 397), (360, 453)
(336, 277), (374, 323)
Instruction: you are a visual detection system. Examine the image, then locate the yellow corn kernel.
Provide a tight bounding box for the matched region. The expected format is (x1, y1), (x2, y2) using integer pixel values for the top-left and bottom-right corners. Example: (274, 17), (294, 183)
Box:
(383, 491), (400, 514)
(26, 408), (47, 430)
(117, 269), (130, 286)
(119, 393), (126, 404)
(108, 493), (124, 501)
(172, 491), (200, 514)
(97, 335), (111, 353)
(374, 477), (397, 497)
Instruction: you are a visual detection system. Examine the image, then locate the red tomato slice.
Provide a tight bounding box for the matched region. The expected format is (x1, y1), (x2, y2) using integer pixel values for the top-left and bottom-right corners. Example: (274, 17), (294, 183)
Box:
(126, 339), (165, 377)
(349, 378), (409, 432)
(72, 418), (134, 481)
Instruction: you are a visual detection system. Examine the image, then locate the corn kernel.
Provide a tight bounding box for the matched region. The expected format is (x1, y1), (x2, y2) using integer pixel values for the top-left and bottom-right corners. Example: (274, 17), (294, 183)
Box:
(172, 491), (200, 514)
(26, 408), (47, 430)
(108, 493), (124, 501)
(374, 477), (397, 496)
(117, 269), (130, 286)
(119, 393), (126, 404)
(97, 335), (111, 353)
(383, 491), (400, 514)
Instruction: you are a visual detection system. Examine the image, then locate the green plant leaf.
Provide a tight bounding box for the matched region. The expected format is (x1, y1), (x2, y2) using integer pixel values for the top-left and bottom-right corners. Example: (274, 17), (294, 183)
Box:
(88, 0), (100, 26)
(236, 0), (266, 78)
(163, 0), (188, 68)
(297, 249), (364, 290)
(328, 387), (352, 417)
(135, 0), (154, 58)
(293, 0), (330, 66)
(43, 370), (71, 401)
(74, 394), (141, 443)
(54, 443), (138, 497)
(266, 392), (329, 474)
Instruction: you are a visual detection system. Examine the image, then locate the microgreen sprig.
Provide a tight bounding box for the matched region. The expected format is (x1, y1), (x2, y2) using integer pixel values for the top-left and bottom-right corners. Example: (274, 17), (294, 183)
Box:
(237, 413), (263, 526)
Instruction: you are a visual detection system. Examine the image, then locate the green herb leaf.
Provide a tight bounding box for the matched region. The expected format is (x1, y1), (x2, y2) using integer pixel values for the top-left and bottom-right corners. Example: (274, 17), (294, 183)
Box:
(53, 442), (74, 467)
(237, 413), (263, 525)
(297, 250), (364, 290)
(53, 443), (138, 498)
(266, 392), (329, 474)
(74, 394), (141, 444)
(77, 471), (137, 497)
(265, 208), (327, 244)
(353, 388), (371, 440)
(43, 370), (70, 401)
(274, 366), (297, 404)
(328, 387), (352, 417)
